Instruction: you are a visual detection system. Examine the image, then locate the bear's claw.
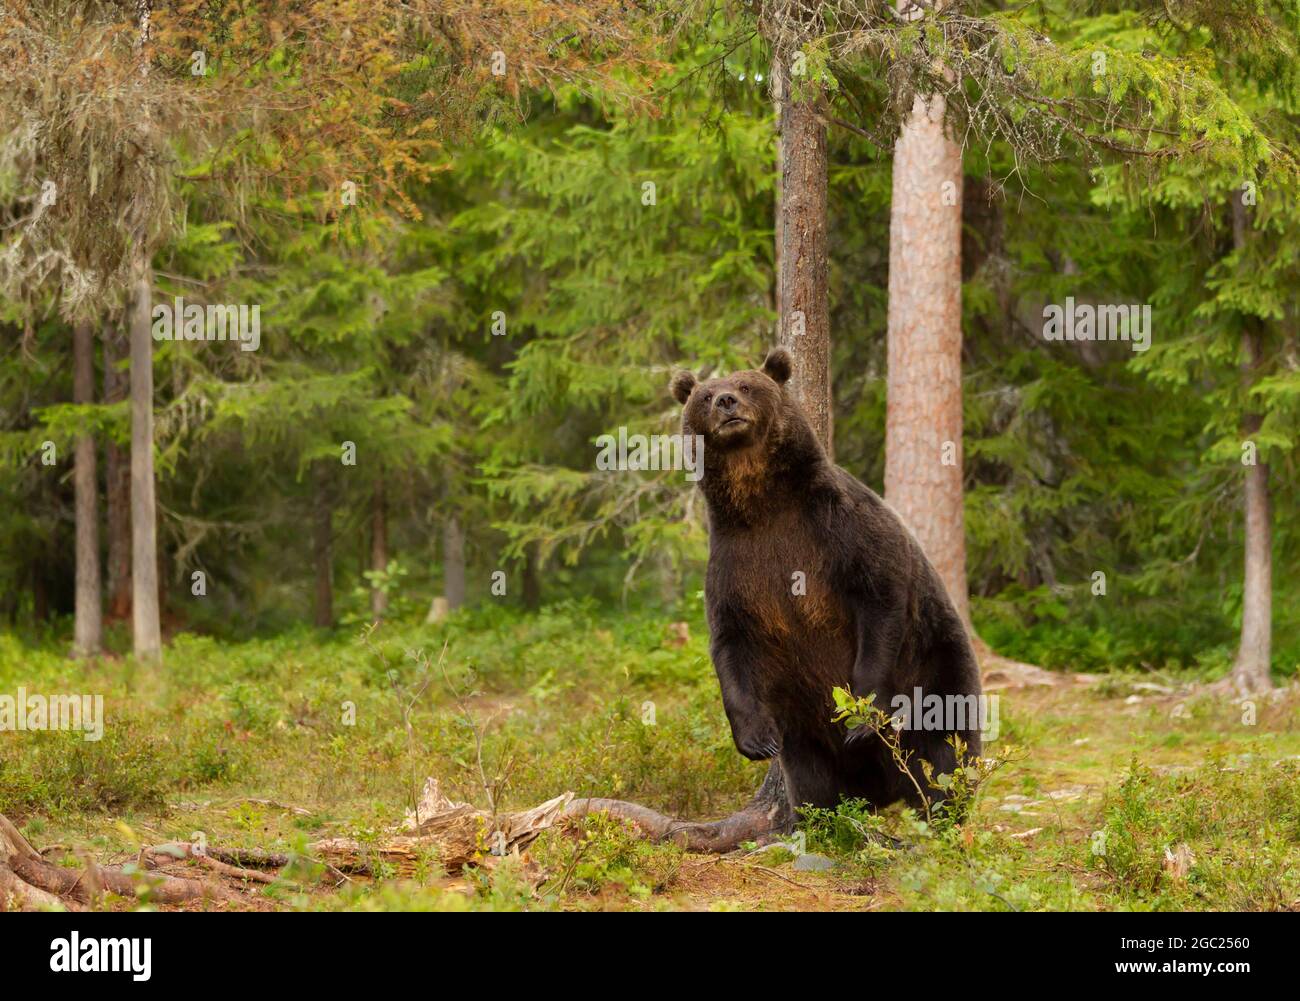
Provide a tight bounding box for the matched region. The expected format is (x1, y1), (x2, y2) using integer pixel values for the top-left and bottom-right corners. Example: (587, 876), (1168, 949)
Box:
(735, 729), (782, 761)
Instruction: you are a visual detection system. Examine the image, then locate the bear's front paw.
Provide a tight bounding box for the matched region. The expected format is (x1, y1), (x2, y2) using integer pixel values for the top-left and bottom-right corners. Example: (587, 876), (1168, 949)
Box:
(731, 712), (782, 761)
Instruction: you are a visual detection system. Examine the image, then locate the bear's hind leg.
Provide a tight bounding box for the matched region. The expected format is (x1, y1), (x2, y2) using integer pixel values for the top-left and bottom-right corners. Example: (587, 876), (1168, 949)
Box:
(778, 740), (844, 813)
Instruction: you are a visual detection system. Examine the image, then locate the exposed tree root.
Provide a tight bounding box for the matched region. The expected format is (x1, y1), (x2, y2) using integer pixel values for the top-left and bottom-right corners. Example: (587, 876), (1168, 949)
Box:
(1203, 673), (1280, 699)
(0, 812), (40, 861)
(0, 862), (70, 910)
(972, 634), (1089, 690)
(0, 782), (584, 909)
(9, 849), (241, 906)
(1, 766), (807, 910)
(563, 762), (795, 853)
(144, 843), (278, 884)
(0, 809), (281, 910)
(0, 814), (75, 910)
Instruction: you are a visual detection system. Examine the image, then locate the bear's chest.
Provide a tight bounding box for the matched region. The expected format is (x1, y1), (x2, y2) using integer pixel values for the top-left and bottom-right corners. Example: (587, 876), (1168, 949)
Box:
(707, 517), (845, 641)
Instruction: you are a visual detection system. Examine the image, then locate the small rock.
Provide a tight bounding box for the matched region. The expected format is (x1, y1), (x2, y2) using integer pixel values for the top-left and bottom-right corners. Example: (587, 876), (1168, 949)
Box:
(998, 801), (1044, 813)
(793, 853), (836, 872)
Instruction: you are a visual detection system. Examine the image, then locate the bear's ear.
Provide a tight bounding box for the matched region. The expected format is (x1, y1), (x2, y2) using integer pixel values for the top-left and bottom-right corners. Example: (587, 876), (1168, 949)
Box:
(762, 347), (793, 386)
(670, 369), (697, 405)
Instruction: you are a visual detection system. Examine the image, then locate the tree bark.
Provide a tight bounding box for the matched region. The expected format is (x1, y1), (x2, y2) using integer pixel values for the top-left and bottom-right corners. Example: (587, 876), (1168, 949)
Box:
(884, 88), (970, 629)
(125, 0), (161, 662)
(129, 254), (162, 663)
(772, 57), (785, 334)
(103, 324), (132, 621)
(1230, 199), (1272, 695)
(312, 461), (333, 628)
(1234, 395), (1272, 695)
(369, 479), (388, 619)
(72, 320), (102, 656)
(443, 513), (465, 611)
(776, 84), (832, 457)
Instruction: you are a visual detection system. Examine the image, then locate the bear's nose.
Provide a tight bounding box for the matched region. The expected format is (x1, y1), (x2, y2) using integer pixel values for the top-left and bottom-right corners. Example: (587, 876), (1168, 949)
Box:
(715, 392), (738, 413)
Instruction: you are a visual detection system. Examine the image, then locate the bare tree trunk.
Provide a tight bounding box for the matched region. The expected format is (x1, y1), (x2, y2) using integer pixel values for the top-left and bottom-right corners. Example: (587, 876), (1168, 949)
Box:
(772, 58), (785, 333)
(775, 81), (832, 458)
(369, 480), (388, 619)
(1230, 199), (1272, 695)
(312, 461), (333, 628)
(103, 324), (131, 621)
(443, 513), (465, 611)
(884, 87), (970, 629)
(657, 551), (678, 607)
(71, 320), (103, 656)
(1234, 395), (1273, 695)
(129, 254), (162, 663)
(125, 0), (161, 662)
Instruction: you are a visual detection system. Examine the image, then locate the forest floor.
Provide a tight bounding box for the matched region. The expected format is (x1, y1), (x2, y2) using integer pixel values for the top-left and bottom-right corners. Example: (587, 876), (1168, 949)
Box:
(2, 603), (1298, 911)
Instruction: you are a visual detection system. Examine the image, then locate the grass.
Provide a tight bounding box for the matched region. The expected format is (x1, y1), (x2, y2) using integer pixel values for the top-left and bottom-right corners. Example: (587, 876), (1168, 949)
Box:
(2, 602), (1298, 911)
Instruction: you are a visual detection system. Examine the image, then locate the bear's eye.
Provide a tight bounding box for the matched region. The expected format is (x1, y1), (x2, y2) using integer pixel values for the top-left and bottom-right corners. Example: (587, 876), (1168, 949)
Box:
(739, 383), (750, 394)
(701, 392), (712, 404)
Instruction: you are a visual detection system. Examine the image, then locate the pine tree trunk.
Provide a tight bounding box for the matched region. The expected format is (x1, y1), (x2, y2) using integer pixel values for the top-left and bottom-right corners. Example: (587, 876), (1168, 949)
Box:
(129, 254), (162, 663)
(72, 320), (102, 656)
(443, 514), (465, 611)
(772, 58), (785, 332)
(103, 324), (131, 621)
(369, 480), (388, 619)
(1235, 400), (1272, 694)
(775, 85), (832, 457)
(884, 89), (970, 629)
(1230, 199), (1272, 695)
(312, 462), (333, 628)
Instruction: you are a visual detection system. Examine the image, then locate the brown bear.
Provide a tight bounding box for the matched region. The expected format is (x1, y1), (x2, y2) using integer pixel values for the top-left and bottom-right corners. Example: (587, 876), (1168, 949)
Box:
(670, 347), (983, 814)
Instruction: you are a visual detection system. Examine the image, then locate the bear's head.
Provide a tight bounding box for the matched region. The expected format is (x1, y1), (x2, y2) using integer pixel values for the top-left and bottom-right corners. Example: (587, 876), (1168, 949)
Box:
(669, 347), (795, 454)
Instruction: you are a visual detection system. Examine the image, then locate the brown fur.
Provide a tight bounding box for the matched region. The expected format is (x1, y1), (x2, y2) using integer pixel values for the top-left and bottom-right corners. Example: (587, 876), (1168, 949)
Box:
(670, 348), (984, 813)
